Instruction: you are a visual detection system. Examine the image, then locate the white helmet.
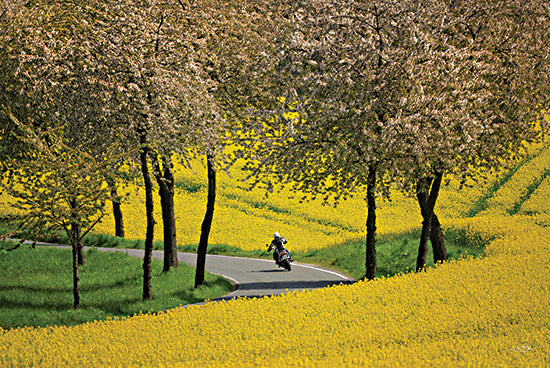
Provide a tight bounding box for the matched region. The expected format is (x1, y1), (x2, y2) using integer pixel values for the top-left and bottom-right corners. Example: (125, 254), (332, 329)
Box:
(274, 232), (280, 238)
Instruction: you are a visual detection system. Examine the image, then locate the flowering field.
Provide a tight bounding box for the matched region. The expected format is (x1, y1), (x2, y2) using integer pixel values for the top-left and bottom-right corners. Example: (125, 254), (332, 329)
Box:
(1, 216), (549, 366)
(89, 155), (492, 252)
(2, 139), (550, 366)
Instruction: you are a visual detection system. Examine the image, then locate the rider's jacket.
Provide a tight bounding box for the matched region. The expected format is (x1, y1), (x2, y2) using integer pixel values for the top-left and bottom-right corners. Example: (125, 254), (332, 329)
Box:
(270, 237), (287, 251)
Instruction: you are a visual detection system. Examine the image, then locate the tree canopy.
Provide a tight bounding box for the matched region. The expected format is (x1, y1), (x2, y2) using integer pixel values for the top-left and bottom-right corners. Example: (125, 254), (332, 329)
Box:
(233, 0), (550, 276)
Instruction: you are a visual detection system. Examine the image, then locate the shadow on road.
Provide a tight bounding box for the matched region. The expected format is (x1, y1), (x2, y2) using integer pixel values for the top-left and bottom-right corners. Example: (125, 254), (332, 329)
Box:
(238, 279), (355, 292)
(205, 279), (355, 302)
(249, 269), (289, 273)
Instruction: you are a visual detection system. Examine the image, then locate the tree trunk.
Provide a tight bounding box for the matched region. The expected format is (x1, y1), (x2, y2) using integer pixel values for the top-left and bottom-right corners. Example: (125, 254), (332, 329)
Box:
(416, 199), (432, 271)
(430, 213), (448, 263)
(195, 152), (216, 288)
(75, 222), (85, 265)
(416, 171), (443, 271)
(71, 223), (81, 309)
(108, 179), (125, 238)
(365, 163), (377, 280)
(152, 155), (178, 272)
(139, 136), (155, 300)
(68, 198), (85, 265)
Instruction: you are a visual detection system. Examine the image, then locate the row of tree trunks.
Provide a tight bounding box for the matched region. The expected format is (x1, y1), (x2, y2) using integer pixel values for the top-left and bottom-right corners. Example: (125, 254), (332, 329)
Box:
(107, 155), (179, 274)
(115, 148), (445, 283)
(112, 150), (213, 288)
(118, 152), (446, 284)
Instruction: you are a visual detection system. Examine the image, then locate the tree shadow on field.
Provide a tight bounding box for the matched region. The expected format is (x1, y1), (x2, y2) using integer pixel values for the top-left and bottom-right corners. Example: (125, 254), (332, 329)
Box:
(0, 284), (70, 294)
(80, 276), (140, 292)
(0, 277), (143, 314)
(0, 295), (73, 310)
(199, 279), (355, 303)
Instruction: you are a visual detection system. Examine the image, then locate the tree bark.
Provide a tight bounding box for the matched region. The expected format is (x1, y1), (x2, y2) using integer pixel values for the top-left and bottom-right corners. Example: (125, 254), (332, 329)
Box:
(75, 222), (85, 265)
(365, 163), (377, 280)
(108, 178), (125, 238)
(195, 152), (216, 288)
(416, 171), (443, 271)
(152, 155), (178, 272)
(139, 134), (155, 300)
(70, 223), (80, 309)
(69, 198), (85, 265)
(430, 212), (448, 263)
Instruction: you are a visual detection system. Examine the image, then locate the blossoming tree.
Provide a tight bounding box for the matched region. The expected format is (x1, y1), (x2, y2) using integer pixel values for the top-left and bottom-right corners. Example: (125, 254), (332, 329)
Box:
(235, 0), (549, 277)
(0, 110), (123, 308)
(0, 0), (220, 298)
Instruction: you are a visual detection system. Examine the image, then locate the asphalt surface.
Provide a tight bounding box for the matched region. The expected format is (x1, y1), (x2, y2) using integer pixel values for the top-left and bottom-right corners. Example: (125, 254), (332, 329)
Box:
(22, 241), (356, 301)
(98, 247), (356, 301)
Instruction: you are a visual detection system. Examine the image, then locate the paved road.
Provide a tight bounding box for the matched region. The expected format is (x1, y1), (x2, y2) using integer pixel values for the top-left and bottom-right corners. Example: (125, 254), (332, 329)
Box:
(23, 241), (355, 301)
(98, 247), (356, 301)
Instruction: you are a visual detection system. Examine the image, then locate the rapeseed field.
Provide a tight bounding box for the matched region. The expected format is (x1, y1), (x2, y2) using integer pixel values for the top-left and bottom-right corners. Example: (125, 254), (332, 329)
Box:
(89, 155), (491, 251)
(1, 218), (548, 366)
(1, 141), (549, 366)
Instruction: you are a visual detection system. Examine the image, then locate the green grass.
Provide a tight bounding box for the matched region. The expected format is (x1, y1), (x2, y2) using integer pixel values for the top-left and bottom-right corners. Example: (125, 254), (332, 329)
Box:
(0, 243), (232, 329)
(175, 228), (489, 281)
(292, 228), (487, 280)
(1, 218), (489, 282)
(174, 176), (207, 193)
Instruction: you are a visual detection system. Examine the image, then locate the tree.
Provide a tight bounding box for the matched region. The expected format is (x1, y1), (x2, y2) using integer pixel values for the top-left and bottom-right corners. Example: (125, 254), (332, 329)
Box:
(1, 0), (257, 291)
(235, 0), (550, 277)
(0, 109), (120, 308)
(106, 174), (126, 238)
(171, 0), (275, 287)
(0, 0), (162, 298)
(151, 154), (177, 271)
(395, 0), (550, 270)
(195, 151), (216, 287)
(236, 0), (439, 280)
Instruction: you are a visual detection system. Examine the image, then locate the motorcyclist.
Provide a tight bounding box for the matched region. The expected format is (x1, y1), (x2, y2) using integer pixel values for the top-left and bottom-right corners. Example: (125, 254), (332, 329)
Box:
(268, 232), (293, 265)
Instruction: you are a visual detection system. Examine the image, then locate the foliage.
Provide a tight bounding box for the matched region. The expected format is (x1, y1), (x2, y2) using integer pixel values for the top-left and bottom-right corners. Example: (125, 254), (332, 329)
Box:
(0, 110), (116, 241)
(235, 0), (550, 201)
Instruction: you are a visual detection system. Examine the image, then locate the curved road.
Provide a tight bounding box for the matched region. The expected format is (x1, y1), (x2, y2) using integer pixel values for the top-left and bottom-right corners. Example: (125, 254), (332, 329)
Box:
(100, 247), (356, 301)
(24, 241), (355, 301)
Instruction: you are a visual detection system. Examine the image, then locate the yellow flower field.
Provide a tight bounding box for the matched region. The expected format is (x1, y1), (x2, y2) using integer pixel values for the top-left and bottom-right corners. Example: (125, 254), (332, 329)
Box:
(89, 154), (492, 252)
(2, 138), (550, 367)
(1, 216), (549, 367)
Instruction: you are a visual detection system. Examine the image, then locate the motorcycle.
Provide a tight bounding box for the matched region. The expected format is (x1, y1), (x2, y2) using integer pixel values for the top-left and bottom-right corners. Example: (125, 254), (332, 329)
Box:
(267, 242), (293, 271)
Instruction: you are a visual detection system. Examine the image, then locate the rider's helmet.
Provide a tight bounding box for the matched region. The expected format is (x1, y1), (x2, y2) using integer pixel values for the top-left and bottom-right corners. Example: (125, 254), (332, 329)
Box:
(274, 232), (280, 238)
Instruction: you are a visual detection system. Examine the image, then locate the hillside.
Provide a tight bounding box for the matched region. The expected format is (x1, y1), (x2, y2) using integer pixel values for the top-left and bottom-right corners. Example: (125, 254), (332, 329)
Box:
(84, 140), (549, 253)
(1, 143), (549, 367)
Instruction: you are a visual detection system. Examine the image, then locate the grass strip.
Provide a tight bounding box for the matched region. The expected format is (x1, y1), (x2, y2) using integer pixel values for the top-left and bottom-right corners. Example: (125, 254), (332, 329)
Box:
(0, 244), (232, 329)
